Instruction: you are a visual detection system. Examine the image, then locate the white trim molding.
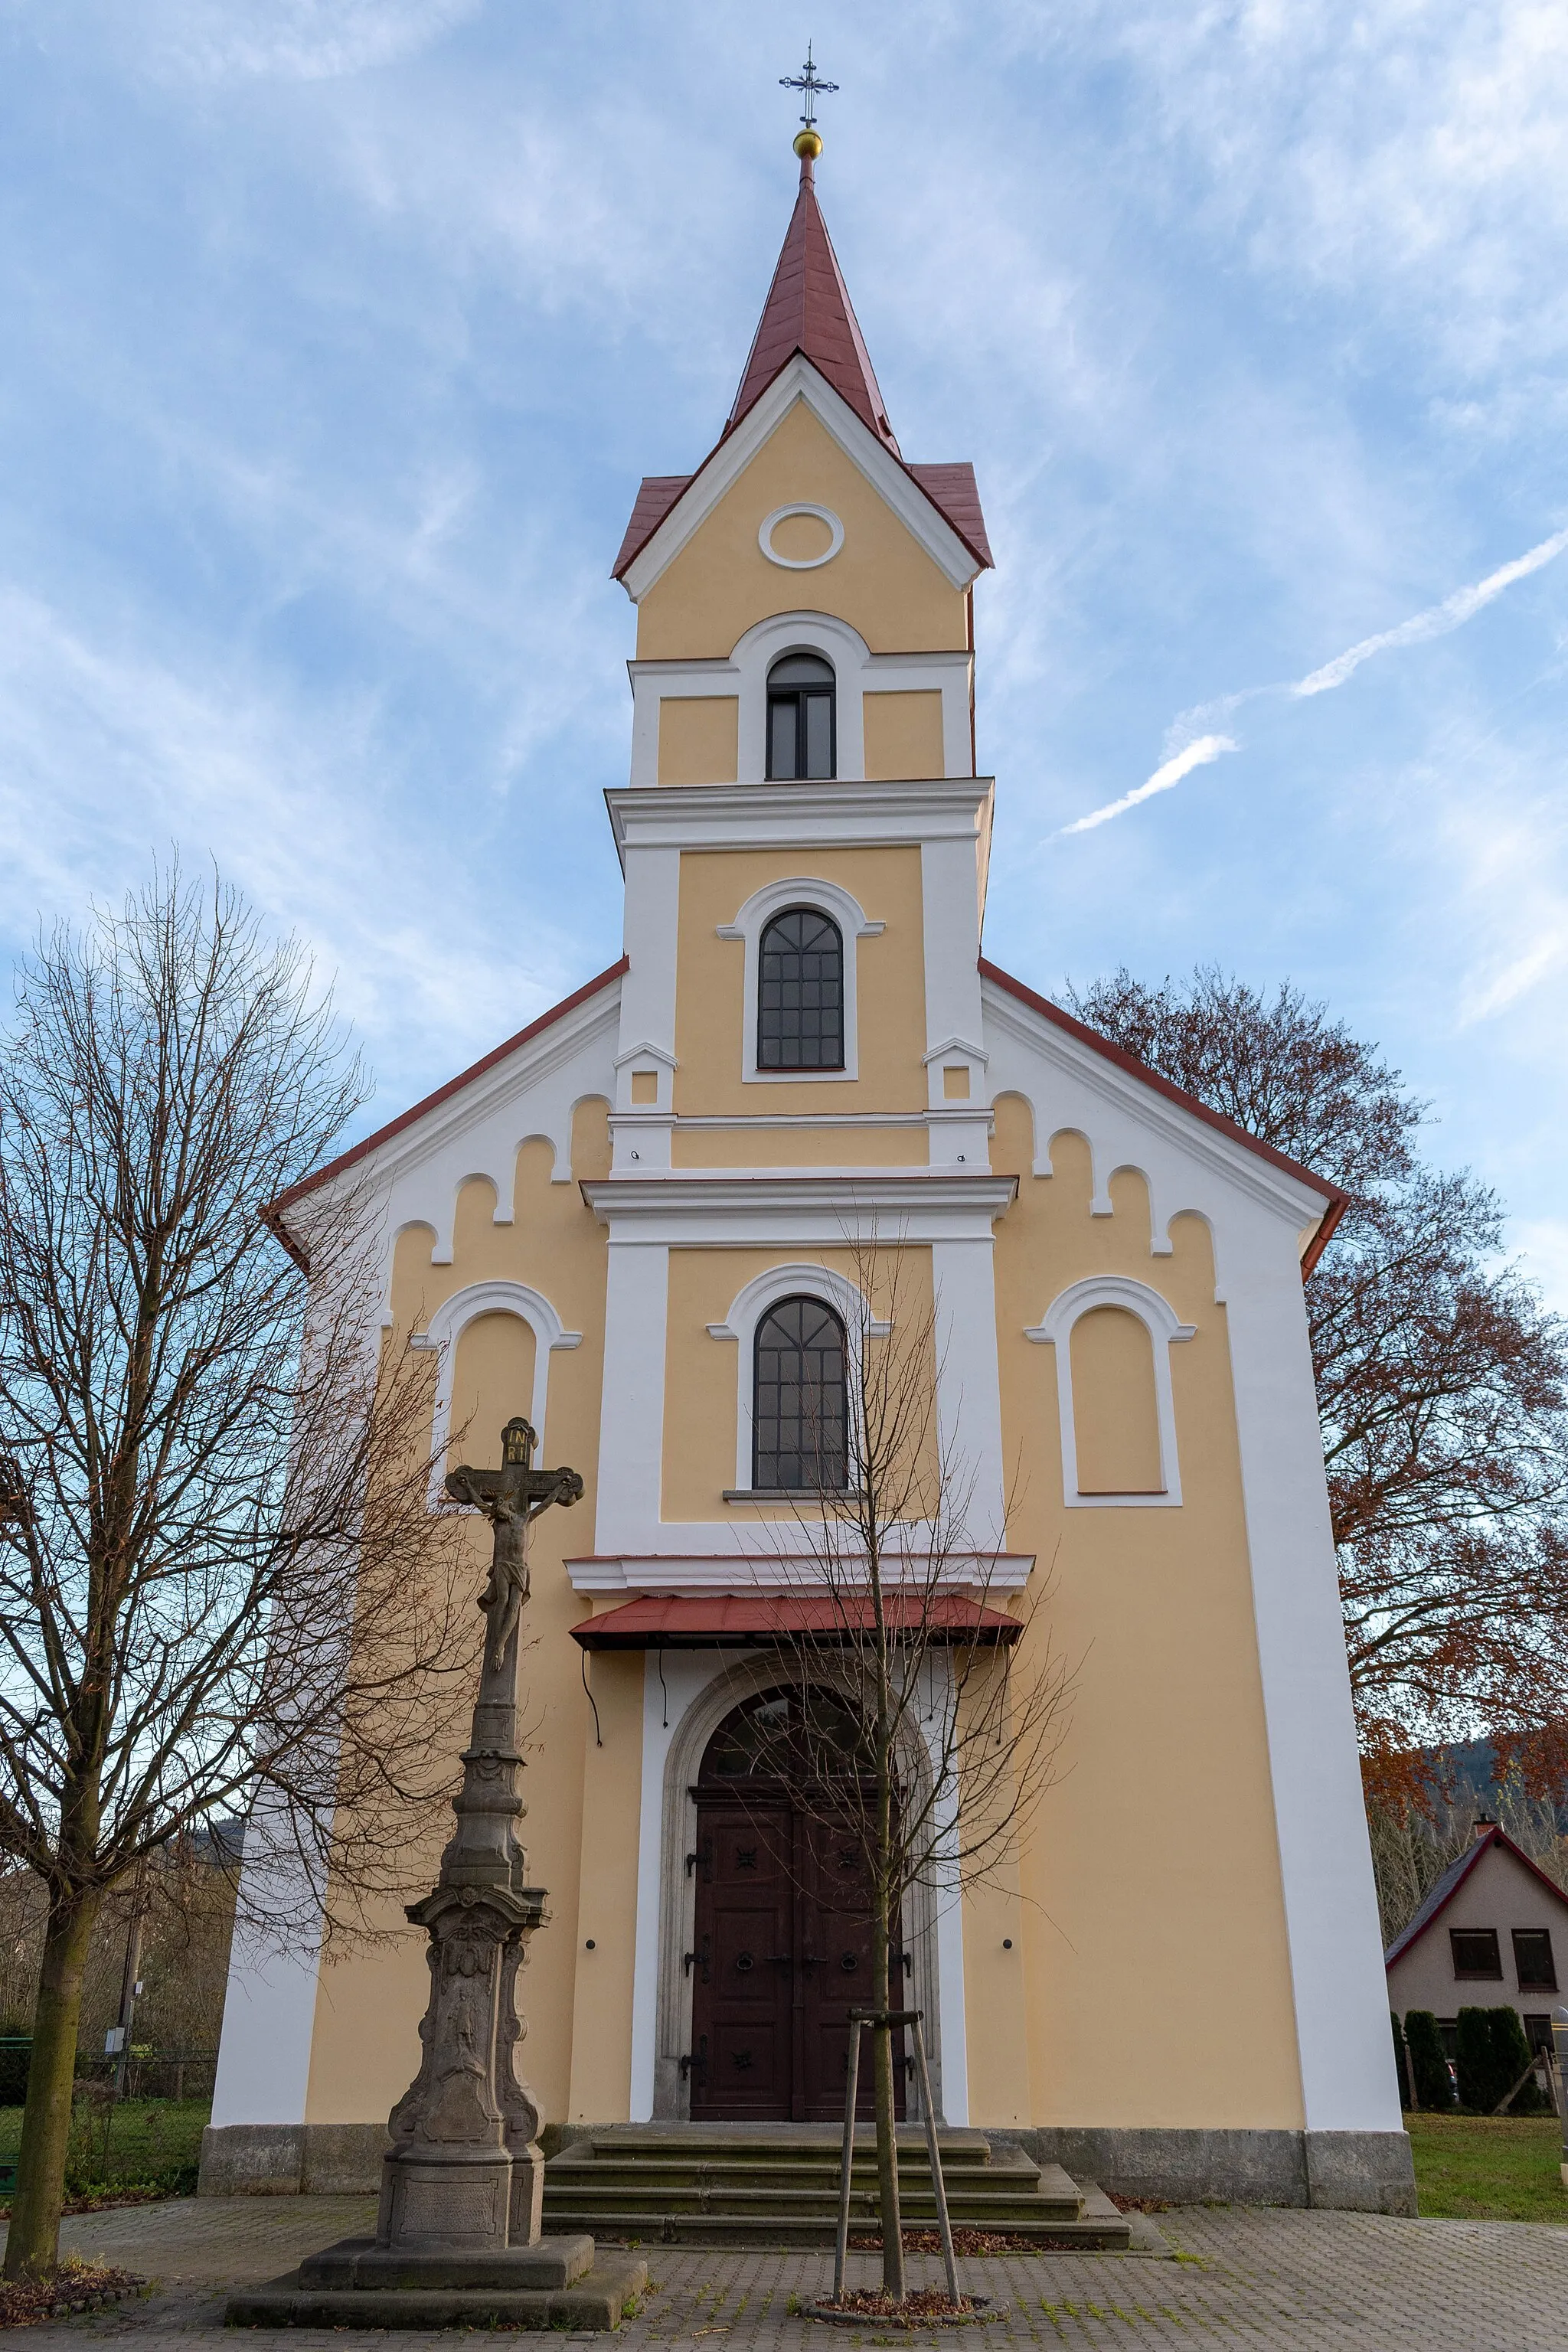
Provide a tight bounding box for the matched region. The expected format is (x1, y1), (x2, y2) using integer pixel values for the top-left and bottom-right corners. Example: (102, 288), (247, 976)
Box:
(635, 1649), (953, 2123)
(566, 1550), (1035, 1594)
(415, 1278), (583, 1490)
(706, 1259), (890, 1494)
(716, 874), (884, 1086)
(759, 503), (844, 570)
(1025, 1275), (1195, 1510)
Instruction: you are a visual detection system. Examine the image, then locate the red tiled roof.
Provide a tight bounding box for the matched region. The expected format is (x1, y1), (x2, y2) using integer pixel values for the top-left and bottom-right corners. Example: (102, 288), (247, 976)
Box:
(612, 158), (994, 586)
(906, 466), (994, 572)
(1384, 1824), (1568, 1966)
(264, 959), (628, 1265)
(728, 155), (897, 452)
(978, 958), (1349, 1271)
(569, 1592), (1023, 1651)
(611, 475), (692, 581)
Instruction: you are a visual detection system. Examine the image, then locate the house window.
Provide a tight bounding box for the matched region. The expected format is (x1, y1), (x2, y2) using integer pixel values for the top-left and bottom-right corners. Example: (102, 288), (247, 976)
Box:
(1450, 1927), (1503, 1979)
(1514, 1929), (1558, 1991)
(766, 654), (836, 779)
(757, 908), (844, 1072)
(753, 1296), (848, 1491)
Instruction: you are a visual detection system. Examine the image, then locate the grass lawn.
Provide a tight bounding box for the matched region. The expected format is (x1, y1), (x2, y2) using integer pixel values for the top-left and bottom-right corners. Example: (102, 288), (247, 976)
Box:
(0, 2099), (210, 2200)
(1407, 2111), (1568, 2223)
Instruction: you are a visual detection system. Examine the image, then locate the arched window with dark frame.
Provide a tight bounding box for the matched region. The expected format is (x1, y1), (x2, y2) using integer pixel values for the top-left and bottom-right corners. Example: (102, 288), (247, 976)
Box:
(766, 653), (836, 779)
(753, 1296), (849, 1492)
(757, 906), (844, 1071)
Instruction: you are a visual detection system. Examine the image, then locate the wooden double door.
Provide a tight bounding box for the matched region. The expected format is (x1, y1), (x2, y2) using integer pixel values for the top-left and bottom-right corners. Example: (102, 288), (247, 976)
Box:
(688, 1790), (906, 2122)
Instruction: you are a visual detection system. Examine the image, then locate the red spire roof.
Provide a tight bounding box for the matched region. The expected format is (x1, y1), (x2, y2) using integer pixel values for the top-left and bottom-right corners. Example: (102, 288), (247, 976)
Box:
(727, 152), (898, 452)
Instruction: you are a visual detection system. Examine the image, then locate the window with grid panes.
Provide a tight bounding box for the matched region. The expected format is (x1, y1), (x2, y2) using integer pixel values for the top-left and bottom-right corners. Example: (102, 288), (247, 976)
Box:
(757, 907), (844, 1070)
(752, 1297), (848, 1491)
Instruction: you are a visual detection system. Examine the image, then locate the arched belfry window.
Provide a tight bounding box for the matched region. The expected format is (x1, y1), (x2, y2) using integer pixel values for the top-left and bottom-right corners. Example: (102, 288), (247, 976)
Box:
(757, 907), (844, 1072)
(766, 653), (836, 780)
(753, 1296), (849, 1491)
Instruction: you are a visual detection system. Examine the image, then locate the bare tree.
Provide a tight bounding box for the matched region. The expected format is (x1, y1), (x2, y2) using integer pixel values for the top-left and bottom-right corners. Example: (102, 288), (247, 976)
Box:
(0, 869), (479, 2279)
(737, 1239), (1071, 2308)
(1066, 969), (1568, 1801)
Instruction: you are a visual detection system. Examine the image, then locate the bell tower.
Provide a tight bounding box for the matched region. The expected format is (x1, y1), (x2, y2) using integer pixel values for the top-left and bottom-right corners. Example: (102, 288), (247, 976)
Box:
(588, 118), (1010, 1570)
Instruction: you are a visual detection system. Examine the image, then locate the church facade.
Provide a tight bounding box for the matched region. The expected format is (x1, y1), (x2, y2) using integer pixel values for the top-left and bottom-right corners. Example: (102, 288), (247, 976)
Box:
(206, 141), (1412, 2211)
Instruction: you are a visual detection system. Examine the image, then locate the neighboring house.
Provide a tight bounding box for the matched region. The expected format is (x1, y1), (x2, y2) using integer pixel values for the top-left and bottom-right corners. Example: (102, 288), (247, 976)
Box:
(1386, 1819), (1568, 2056)
(204, 126), (1408, 2214)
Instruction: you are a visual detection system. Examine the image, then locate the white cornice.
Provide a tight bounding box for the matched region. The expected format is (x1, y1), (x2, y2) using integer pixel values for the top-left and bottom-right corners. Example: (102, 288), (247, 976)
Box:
(980, 976), (1331, 1223)
(606, 776), (994, 871)
(566, 1551), (1035, 1594)
(619, 357), (983, 603)
(580, 1170), (1017, 1246)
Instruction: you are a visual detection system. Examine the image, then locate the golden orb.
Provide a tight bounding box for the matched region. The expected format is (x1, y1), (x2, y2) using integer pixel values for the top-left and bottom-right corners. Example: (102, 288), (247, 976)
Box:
(793, 126), (823, 160)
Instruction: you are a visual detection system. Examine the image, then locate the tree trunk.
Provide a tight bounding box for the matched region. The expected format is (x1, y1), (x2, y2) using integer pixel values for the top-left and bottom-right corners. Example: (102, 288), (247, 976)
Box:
(871, 1854), (903, 2298)
(3, 1886), (100, 2281)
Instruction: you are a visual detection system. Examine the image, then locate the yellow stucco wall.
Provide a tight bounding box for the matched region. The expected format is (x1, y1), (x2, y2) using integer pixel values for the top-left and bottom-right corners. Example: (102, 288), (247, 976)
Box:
(983, 1096), (1303, 2128)
(673, 846), (927, 1118)
(669, 1121), (930, 1169)
(565, 1651), (645, 2122)
(302, 1112), (622, 2129)
(658, 696), (739, 786)
(635, 401), (968, 660)
(863, 690), (946, 781)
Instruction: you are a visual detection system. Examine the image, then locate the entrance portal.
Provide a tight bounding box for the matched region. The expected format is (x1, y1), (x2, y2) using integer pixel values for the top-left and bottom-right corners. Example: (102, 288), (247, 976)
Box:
(688, 1687), (906, 2123)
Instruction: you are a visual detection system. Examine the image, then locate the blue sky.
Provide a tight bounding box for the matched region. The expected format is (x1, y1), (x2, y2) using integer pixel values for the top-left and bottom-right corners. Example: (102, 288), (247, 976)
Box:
(2, 1), (1565, 1301)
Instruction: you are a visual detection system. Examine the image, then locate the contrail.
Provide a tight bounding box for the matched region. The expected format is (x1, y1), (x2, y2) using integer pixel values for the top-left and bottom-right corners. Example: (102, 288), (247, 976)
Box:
(1057, 524), (1568, 836)
(1059, 733), (1236, 835)
(1292, 526), (1568, 697)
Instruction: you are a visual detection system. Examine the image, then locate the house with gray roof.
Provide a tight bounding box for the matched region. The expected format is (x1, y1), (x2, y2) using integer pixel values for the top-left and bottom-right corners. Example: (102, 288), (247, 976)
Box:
(1386, 1818), (1568, 2059)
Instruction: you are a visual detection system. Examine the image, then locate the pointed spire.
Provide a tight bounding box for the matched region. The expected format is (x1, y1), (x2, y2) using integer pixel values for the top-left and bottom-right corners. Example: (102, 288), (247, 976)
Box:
(727, 140), (899, 454)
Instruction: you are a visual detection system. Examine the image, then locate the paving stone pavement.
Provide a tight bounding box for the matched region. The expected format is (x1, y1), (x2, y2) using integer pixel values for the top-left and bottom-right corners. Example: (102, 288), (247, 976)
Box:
(3, 2194), (1567, 2350)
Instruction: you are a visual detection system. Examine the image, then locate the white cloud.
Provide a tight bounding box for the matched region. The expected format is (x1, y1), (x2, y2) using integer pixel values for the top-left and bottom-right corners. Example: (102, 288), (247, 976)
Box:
(1512, 1220), (1568, 1319)
(131, 0), (481, 85)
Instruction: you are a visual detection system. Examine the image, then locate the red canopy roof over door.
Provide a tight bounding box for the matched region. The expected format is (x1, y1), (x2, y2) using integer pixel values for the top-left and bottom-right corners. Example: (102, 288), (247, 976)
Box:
(569, 1592), (1022, 1651)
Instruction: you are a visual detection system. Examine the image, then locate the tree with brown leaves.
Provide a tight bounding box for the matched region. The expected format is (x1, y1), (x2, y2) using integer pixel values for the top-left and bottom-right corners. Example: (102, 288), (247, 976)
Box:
(1067, 968), (1568, 1800)
(0, 871), (478, 2280)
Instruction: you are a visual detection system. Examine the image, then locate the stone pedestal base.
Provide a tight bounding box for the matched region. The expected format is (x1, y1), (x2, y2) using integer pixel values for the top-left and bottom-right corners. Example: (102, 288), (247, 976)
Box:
(376, 2141), (546, 2255)
(300, 2231), (594, 2291)
(225, 2241), (646, 2332)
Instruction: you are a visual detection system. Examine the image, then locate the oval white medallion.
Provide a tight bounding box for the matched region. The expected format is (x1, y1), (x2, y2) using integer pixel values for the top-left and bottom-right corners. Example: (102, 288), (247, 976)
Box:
(758, 504), (844, 570)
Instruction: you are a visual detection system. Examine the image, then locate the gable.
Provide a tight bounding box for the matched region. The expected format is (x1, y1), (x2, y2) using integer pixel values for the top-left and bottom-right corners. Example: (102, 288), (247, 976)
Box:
(1385, 1829), (1568, 1967)
(635, 396), (969, 662)
(980, 961), (1344, 1269)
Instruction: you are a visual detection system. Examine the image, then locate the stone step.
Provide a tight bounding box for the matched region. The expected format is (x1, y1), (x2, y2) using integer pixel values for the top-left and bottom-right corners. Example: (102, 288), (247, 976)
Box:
(538, 2207), (1132, 2251)
(547, 2185), (1083, 2223)
(540, 2130), (1134, 2251)
(544, 2155), (1061, 2198)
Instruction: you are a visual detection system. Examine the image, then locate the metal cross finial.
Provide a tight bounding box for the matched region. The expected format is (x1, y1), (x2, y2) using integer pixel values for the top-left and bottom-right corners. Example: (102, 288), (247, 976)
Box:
(781, 44), (838, 129)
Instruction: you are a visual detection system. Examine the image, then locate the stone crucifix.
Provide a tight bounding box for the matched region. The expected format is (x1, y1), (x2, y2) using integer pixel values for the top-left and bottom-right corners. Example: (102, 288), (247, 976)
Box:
(447, 1416), (586, 1679)
(368, 1414), (586, 2269)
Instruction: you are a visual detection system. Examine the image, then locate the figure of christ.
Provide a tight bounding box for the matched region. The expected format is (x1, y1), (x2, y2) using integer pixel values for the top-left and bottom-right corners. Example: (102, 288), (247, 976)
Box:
(445, 1416), (585, 1676)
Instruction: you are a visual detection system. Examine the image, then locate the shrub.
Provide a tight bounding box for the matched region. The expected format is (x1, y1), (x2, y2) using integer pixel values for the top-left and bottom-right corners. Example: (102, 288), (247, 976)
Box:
(0, 2029), (30, 2107)
(1390, 2011), (1412, 2109)
(1403, 2011), (1455, 2109)
(1455, 2006), (1545, 2113)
